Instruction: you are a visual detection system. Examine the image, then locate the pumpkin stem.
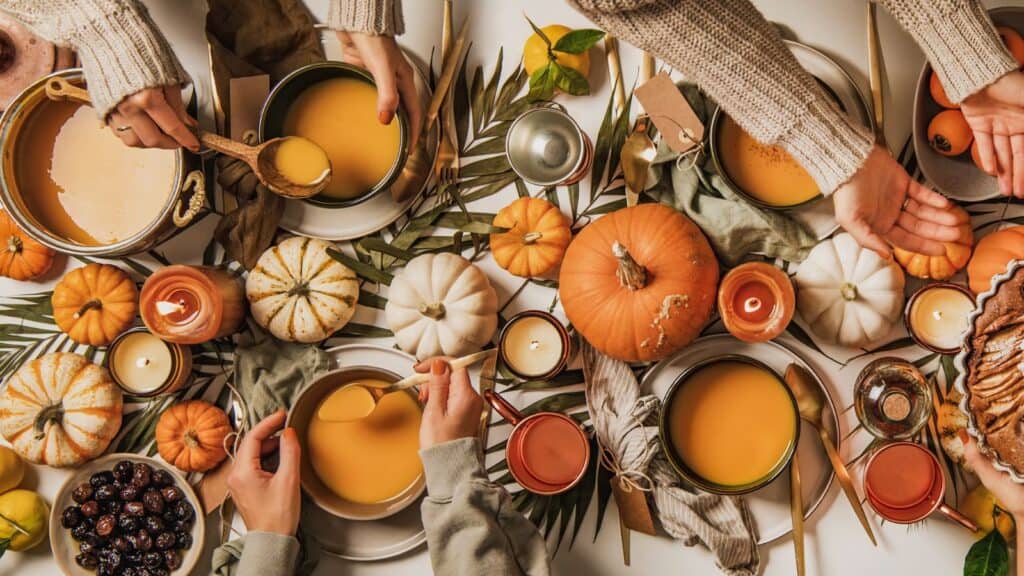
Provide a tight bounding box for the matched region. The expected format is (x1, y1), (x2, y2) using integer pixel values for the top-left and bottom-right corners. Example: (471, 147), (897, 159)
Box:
(523, 232), (543, 245)
(287, 281), (310, 297)
(6, 235), (21, 255)
(612, 241), (648, 291)
(419, 302), (447, 320)
(183, 429), (200, 449)
(840, 282), (858, 301)
(73, 298), (103, 320)
(33, 402), (64, 440)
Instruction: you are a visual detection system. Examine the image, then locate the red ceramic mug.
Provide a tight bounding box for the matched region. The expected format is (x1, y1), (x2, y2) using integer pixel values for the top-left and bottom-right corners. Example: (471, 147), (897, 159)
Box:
(483, 390), (590, 495)
(864, 441), (977, 531)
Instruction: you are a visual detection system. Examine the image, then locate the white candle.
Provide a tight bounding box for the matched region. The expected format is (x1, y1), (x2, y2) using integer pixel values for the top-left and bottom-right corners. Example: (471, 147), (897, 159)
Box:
(502, 315), (565, 378)
(110, 331), (174, 393)
(909, 286), (974, 351)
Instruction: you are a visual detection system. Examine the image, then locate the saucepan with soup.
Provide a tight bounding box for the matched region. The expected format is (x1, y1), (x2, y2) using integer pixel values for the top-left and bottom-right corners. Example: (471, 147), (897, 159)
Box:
(0, 69), (205, 257)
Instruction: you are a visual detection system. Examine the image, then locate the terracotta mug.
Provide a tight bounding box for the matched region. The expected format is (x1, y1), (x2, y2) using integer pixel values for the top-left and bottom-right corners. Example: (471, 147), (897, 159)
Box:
(864, 441), (977, 531)
(483, 390), (590, 495)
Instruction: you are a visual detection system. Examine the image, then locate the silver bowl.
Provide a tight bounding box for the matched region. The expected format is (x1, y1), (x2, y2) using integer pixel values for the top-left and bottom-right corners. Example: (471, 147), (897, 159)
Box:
(506, 104), (590, 186)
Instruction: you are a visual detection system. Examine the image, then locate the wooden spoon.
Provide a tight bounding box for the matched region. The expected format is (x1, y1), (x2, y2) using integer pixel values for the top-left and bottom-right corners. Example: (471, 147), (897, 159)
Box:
(43, 76), (331, 199)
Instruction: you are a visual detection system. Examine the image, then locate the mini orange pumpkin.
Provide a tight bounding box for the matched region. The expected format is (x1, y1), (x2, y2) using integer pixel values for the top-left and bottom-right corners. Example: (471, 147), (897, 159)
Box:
(893, 204), (973, 280)
(52, 263), (138, 346)
(0, 210), (54, 281)
(559, 204), (718, 362)
(156, 400), (231, 473)
(967, 226), (1024, 294)
(491, 197), (572, 278)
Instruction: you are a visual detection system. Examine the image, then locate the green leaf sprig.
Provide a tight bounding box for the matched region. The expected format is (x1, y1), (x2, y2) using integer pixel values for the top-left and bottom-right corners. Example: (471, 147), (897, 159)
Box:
(964, 527), (1010, 576)
(524, 16), (604, 101)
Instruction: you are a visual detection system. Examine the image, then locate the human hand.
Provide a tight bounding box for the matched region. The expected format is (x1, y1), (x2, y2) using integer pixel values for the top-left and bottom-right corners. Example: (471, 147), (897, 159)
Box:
(336, 31), (422, 149)
(415, 358), (483, 450)
(226, 410), (301, 535)
(832, 146), (963, 257)
(962, 430), (1024, 520)
(107, 85), (199, 152)
(961, 71), (1024, 198)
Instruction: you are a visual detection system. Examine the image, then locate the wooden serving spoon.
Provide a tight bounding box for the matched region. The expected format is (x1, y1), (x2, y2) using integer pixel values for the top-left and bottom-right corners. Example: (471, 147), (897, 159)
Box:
(43, 76), (331, 199)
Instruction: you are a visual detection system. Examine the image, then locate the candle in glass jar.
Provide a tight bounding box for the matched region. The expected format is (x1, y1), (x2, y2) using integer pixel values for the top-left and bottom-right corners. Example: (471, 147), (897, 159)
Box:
(907, 285), (974, 352)
(500, 312), (569, 379)
(107, 329), (192, 396)
(140, 265), (245, 345)
(717, 262), (794, 343)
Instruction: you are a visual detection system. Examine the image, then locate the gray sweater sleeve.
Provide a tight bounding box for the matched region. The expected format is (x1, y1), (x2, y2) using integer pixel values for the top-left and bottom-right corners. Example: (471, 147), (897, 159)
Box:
(420, 438), (550, 576)
(234, 532), (300, 576)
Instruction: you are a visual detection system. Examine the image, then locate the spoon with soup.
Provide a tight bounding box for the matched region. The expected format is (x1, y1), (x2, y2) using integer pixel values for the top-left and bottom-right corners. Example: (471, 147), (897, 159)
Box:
(44, 77), (332, 199)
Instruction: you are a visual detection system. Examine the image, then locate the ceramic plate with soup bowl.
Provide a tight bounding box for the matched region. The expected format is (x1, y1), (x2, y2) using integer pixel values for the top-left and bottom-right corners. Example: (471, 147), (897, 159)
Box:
(288, 366), (426, 521)
(659, 355), (800, 495)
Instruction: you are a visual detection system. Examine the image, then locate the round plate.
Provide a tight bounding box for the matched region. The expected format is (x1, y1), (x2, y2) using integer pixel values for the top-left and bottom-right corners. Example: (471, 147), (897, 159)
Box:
(298, 343), (427, 561)
(49, 453), (206, 576)
(912, 7), (1022, 202)
(640, 334), (839, 545)
(279, 58), (440, 241)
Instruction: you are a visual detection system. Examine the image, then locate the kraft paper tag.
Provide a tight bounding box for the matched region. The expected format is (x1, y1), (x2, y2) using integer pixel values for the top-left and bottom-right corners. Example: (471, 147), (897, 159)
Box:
(612, 479), (656, 535)
(228, 75), (269, 141)
(196, 459), (232, 515)
(634, 72), (704, 154)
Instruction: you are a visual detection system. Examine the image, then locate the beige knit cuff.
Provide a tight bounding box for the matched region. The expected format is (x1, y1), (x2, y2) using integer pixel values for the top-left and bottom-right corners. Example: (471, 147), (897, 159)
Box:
(328, 0), (405, 36)
(780, 98), (876, 195)
(70, 2), (189, 119)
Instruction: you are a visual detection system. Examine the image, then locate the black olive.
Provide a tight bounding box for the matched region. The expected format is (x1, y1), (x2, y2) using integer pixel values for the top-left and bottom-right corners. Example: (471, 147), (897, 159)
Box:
(90, 470), (115, 487)
(132, 463), (153, 488)
(136, 569), (154, 576)
(70, 522), (91, 540)
(161, 510), (176, 524)
(114, 460), (135, 481)
(151, 469), (173, 488)
(110, 535), (130, 552)
(120, 483), (141, 501)
(143, 516), (165, 534)
(75, 553), (99, 569)
(171, 518), (192, 534)
(80, 500), (100, 518)
(142, 489), (164, 514)
(61, 506), (83, 528)
(72, 482), (94, 504)
(125, 549), (144, 563)
(96, 564), (114, 576)
(172, 500), (194, 521)
(154, 531), (175, 550)
(158, 485), (183, 503)
(134, 529), (153, 551)
(79, 538), (97, 555)
(95, 514), (116, 537)
(174, 531), (192, 550)
(143, 550), (163, 568)
(151, 567), (170, 576)
(118, 514), (140, 533)
(123, 501), (146, 517)
(93, 483), (116, 501)
(121, 567), (138, 576)
(105, 500), (124, 515)
(163, 549), (182, 570)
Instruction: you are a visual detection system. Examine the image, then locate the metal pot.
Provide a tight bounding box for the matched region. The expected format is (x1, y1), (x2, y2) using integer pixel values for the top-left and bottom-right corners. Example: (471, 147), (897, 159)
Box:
(0, 69), (205, 257)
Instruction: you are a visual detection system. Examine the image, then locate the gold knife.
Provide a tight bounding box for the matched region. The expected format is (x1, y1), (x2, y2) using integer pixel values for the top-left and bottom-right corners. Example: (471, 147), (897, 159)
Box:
(819, 426), (878, 546)
(867, 2), (887, 151)
(425, 17), (469, 130)
(477, 349), (497, 457)
(790, 452), (805, 576)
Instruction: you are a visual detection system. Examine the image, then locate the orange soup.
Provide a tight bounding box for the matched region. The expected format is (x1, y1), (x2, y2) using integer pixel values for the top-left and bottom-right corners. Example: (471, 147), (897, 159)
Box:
(717, 114), (819, 207)
(667, 360), (796, 487)
(307, 379), (423, 504)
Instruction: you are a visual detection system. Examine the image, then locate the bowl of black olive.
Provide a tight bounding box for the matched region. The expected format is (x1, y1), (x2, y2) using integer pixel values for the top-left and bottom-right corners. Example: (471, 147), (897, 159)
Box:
(49, 454), (205, 576)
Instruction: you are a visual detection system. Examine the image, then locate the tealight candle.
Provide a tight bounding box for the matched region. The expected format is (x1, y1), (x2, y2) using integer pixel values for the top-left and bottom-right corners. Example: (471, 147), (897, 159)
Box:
(718, 262), (795, 343)
(140, 265), (246, 345)
(107, 328), (192, 396)
(905, 284), (975, 353)
(500, 311), (571, 379)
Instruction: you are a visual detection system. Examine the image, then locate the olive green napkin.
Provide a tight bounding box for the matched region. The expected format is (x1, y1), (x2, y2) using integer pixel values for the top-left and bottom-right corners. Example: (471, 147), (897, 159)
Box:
(211, 529), (319, 576)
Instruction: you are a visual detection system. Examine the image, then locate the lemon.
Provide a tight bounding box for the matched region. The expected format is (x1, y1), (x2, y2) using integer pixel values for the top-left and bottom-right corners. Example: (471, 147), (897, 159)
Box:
(0, 446), (24, 495)
(0, 489), (48, 552)
(961, 484), (1015, 542)
(523, 24), (591, 79)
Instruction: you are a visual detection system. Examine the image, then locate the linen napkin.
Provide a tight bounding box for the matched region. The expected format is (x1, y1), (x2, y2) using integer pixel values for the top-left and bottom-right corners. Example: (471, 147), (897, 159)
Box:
(210, 529), (319, 576)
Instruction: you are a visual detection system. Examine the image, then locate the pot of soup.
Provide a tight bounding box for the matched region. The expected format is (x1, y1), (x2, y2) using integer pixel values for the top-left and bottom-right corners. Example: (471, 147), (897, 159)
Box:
(0, 69), (205, 257)
(259, 62), (409, 209)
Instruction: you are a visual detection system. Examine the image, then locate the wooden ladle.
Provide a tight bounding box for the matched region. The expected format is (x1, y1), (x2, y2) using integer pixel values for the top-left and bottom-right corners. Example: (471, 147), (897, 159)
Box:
(44, 76), (331, 199)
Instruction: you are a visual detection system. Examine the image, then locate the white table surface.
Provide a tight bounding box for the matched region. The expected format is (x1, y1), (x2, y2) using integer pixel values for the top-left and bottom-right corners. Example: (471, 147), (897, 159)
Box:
(5, 1), (1018, 575)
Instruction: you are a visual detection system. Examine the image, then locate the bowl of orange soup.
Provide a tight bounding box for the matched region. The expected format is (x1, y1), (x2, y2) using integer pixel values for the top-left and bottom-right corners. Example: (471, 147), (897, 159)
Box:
(288, 366), (425, 520)
(660, 356), (799, 494)
(260, 62), (408, 208)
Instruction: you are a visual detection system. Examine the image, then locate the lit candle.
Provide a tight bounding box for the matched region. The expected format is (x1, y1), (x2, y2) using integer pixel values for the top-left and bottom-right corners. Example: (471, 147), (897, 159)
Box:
(500, 312), (571, 379)
(718, 262), (795, 343)
(140, 265), (246, 345)
(107, 328), (192, 396)
(906, 284), (975, 353)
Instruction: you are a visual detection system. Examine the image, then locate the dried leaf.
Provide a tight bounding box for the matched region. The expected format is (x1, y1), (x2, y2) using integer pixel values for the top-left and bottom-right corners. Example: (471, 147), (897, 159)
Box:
(326, 248), (393, 285)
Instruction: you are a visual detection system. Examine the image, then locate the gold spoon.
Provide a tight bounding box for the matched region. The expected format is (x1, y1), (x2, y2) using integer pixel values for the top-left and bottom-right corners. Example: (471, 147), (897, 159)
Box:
(43, 76), (331, 200)
(782, 366), (805, 576)
(621, 52), (657, 207)
(784, 364), (878, 546)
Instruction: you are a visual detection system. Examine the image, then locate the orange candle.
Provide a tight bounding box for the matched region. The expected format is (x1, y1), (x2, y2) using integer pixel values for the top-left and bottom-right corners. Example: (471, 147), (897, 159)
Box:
(717, 262), (795, 343)
(140, 265), (245, 344)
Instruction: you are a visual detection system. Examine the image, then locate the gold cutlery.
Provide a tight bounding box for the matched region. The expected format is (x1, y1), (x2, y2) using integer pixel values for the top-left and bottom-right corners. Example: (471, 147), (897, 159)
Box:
(435, 0), (461, 206)
(604, 36), (626, 116)
(621, 51), (657, 207)
(783, 364), (807, 576)
(477, 351), (497, 459)
(867, 2), (887, 151)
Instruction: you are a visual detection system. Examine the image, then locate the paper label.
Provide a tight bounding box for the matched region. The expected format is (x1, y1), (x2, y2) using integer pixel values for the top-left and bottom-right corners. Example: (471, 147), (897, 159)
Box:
(612, 479), (656, 535)
(634, 72), (704, 154)
(228, 75), (270, 141)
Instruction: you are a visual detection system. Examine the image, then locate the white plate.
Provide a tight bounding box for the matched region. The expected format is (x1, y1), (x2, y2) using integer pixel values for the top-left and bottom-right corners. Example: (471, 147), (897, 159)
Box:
(299, 343), (427, 561)
(49, 453), (206, 576)
(639, 334), (838, 545)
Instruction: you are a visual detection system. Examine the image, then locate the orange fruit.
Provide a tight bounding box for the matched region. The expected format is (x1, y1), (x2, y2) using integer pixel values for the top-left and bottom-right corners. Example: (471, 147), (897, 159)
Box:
(928, 110), (973, 157)
(929, 71), (958, 109)
(997, 26), (1024, 66)
(523, 24), (590, 79)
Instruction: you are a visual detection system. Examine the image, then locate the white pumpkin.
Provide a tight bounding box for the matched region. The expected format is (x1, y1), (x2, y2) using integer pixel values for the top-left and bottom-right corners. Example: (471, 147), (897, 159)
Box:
(0, 352), (122, 467)
(246, 236), (359, 343)
(386, 253), (499, 359)
(794, 233), (905, 348)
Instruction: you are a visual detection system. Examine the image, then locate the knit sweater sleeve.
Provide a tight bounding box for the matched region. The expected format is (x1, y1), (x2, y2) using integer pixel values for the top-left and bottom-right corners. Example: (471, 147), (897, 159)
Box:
(566, 0), (874, 195)
(328, 0), (404, 35)
(0, 0), (187, 119)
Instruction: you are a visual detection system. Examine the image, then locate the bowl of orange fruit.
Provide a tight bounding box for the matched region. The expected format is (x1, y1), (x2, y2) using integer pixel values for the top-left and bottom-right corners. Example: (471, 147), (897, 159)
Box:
(913, 6), (1024, 201)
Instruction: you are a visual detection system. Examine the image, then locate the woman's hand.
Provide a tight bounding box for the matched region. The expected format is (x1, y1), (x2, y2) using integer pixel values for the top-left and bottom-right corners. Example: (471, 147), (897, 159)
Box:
(962, 430), (1024, 520)
(961, 71), (1024, 198)
(832, 146), (963, 257)
(415, 358), (483, 450)
(336, 31), (422, 149)
(226, 410), (301, 536)
(107, 85), (199, 152)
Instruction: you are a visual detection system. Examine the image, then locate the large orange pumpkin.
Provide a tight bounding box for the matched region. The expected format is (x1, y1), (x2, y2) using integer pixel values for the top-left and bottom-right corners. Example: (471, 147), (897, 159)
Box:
(968, 226), (1024, 294)
(490, 197), (571, 278)
(156, 400), (232, 473)
(559, 204), (718, 362)
(52, 264), (138, 346)
(893, 204), (973, 280)
(0, 210), (54, 281)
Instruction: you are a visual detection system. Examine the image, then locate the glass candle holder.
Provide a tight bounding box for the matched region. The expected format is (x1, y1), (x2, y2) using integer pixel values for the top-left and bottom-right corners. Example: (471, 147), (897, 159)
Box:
(854, 357), (932, 440)
(106, 328), (193, 397)
(717, 262), (795, 343)
(904, 283), (975, 354)
(499, 311), (573, 380)
(140, 265), (246, 345)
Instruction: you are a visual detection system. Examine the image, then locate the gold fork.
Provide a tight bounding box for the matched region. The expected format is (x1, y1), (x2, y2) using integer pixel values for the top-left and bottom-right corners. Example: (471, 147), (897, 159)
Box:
(435, 0), (460, 206)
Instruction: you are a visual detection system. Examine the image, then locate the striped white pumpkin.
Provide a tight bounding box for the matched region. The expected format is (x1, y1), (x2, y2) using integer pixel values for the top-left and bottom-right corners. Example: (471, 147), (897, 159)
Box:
(246, 236), (359, 343)
(0, 352), (123, 467)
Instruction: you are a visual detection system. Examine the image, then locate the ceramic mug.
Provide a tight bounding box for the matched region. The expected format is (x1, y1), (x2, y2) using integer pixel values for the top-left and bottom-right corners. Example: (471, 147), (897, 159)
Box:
(864, 441), (977, 531)
(483, 390), (590, 495)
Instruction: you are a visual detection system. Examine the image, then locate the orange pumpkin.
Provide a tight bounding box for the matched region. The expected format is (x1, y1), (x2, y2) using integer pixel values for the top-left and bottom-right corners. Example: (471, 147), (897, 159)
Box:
(491, 197), (572, 277)
(893, 204), (973, 280)
(52, 264), (138, 346)
(968, 226), (1024, 294)
(559, 204), (718, 362)
(156, 400), (231, 473)
(0, 210), (54, 281)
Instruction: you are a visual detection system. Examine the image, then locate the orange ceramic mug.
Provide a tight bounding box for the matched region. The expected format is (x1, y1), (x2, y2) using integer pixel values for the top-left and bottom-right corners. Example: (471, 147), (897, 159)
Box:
(484, 390), (590, 495)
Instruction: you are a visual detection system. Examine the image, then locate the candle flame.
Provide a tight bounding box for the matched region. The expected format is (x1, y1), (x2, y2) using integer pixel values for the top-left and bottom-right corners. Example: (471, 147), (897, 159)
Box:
(529, 339), (541, 351)
(932, 310), (944, 321)
(743, 297), (763, 315)
(155, 299), (185, 317)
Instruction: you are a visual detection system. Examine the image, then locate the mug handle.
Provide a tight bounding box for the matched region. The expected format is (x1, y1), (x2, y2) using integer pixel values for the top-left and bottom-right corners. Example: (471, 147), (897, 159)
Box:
(173, 170), (206, 228)
(483, 390), (523, 426)
(937, 503), (979, 532)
